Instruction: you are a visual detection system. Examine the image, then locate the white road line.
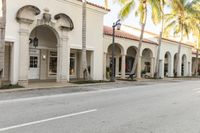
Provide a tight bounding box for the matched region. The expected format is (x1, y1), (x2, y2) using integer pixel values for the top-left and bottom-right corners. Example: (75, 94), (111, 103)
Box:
(0, 109), (97, 132)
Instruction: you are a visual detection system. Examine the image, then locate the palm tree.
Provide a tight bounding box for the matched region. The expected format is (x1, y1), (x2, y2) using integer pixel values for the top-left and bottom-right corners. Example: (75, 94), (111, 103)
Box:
(0, 0), (6, 85)
(194, 27), (200, 76)
(154, 0), (167, 78)
(164, 0), (200, 77)
(189, 15), (200, 76)
(118, 0), (160, 77)
(81, 0), (91, 80)
(104, 0), (109, 9)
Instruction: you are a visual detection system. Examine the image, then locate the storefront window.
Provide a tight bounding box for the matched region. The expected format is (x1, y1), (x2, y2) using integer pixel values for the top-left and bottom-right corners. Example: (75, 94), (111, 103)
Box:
(30, 56), (38, 68)
(49, 51), (57, 76)
(70, 53), (76, 76)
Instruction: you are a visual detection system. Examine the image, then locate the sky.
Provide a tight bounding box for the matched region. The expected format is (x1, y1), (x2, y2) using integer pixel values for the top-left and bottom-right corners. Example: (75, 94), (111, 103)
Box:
(0, 0), (159, 33)
(88, 0), (160, 34)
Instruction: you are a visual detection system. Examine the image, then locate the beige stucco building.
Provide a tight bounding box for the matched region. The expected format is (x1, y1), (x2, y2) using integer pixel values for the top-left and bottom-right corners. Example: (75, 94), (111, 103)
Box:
(103, 26), (194, 80)
(1, 0), (196, 87)
(2, 0), (108, 87)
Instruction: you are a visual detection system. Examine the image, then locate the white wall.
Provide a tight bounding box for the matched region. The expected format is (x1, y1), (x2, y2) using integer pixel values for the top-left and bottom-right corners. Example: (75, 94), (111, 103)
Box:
(6, 0), (108, 83)
(103, 35), (157, 57)
(159, 40), (193, 77)
(103, 35), (193, 78)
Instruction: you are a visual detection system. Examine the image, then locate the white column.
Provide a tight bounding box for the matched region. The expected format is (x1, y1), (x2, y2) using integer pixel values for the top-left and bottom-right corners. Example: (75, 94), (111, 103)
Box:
(188, 62), (192, 76)
(115, 57), (119, 76)
(168, 57), (174, 77)
(150, 57), (155, 77)
(57, 32), (69, 83)
(18, 27), (30, 87)
(121, 54), (126, 79)
(159, 60), (164, 78)
(184, 61), (188, 76)
(103, 52), (107, 80)
(177, 55), (182, 77)
(137, 56), (141, 79)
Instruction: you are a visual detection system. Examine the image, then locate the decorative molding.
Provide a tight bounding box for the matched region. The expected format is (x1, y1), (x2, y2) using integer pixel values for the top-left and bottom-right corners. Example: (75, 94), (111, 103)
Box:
(18, 18), (34, 24)
(54, 13), (74, 31)
(16, 5), (41, 24)
(37, 19), (55, 28)
(19, 29), (29, 34)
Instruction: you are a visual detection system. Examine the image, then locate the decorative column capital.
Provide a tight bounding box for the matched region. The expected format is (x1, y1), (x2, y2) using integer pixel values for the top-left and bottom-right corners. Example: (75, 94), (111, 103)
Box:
(17, 18), (34, 25)
(60, 36), (69, 40)
(19, 28), (29, 34)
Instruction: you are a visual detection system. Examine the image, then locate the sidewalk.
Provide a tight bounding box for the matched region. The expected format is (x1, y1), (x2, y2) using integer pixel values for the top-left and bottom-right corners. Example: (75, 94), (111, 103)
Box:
(0, 78), (197, 101)
(0, 77), (199, 94)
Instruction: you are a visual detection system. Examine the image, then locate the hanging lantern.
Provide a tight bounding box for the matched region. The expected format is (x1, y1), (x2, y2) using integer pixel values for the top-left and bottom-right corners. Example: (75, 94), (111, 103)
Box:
(33, 37), (39, 48)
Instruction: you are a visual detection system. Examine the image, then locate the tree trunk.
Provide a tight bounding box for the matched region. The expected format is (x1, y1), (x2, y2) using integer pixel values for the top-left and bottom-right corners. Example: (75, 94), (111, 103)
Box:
(81, 0), (90, 80)
(175, 29), (183, 77)
(104, 0), (108, 9)
(154, 13), (164, 79)
(195, 49), (199, 76)
(195, 34), (200, 77)
(0, 0), (6, 86)
(130, 3), (147, 78)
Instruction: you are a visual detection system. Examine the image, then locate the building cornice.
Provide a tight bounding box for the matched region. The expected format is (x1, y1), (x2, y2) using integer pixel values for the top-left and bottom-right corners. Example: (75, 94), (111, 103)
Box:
(56, 0), (109, 14)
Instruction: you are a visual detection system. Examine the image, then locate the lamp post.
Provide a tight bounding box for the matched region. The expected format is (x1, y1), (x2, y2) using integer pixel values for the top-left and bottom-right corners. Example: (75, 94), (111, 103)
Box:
(111, 19), (121, 82)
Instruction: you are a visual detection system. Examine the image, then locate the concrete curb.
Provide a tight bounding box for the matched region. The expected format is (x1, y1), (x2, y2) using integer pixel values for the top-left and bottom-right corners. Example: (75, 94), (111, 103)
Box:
(0, 78), (199, 93)
(0, 82), (111, 93)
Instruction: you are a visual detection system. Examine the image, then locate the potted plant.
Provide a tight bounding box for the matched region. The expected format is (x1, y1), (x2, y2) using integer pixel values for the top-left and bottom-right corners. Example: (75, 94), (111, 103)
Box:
(141, 70), (146, 78)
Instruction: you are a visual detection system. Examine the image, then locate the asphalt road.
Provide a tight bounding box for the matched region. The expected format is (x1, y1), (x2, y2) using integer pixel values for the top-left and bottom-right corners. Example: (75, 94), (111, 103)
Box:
(1, 80), (200, 133)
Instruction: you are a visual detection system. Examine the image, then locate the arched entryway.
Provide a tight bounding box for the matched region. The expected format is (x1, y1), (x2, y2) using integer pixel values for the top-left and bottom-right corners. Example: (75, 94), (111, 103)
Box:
(16, 5), (74, 87)
(182, 54), (187, 76)
(28, 25), (59, 81)
(164, 52), (171, 77)
(106, 43), (124, 78)
(126, 46), (137, 75)
(141, 48), (154, 78)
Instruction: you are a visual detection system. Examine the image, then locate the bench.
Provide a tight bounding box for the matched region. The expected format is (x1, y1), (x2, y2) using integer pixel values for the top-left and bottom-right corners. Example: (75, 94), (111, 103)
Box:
(128, 73), (136, 80)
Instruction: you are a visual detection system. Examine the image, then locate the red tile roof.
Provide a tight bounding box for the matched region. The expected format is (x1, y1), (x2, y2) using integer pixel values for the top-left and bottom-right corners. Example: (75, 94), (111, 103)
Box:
(161, 38), (194, 48)
(103, 26), (157, 45)
(77, 0), (110, 11)
(124, 25), (194, 47)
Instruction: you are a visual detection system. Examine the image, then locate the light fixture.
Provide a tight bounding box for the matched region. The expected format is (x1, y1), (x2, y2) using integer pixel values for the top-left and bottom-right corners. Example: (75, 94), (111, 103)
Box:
(33, 37), (39, 48)
(29, 27), (39, 48)
(42, 55), (46, 60)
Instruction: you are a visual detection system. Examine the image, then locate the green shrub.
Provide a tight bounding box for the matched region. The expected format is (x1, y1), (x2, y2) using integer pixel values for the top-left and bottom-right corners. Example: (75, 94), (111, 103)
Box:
(0, 84), (23, 89)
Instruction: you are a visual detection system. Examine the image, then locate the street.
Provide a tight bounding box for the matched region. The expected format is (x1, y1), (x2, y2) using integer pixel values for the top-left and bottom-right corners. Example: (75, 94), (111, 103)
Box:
(0, 80), (200, 133)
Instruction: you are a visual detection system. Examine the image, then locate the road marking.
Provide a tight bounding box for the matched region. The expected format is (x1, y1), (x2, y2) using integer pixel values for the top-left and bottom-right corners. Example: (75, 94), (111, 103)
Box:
(0, 109), (97, 132)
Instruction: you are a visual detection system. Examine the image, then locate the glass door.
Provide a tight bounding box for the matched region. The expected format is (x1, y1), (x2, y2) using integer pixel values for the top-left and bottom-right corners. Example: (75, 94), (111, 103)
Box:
(49, 51), (57, 76)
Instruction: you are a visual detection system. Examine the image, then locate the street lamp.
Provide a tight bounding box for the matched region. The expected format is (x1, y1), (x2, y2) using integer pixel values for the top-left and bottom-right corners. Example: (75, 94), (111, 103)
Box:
(111, 19), (121, 82)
